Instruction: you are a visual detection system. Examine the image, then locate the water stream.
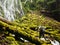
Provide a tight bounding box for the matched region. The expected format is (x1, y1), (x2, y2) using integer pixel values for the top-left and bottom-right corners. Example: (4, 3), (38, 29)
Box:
(0, 0), (24, 21)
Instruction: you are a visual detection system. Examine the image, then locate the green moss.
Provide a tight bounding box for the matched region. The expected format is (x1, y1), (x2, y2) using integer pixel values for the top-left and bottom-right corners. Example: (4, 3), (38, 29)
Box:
(0, 13), (60, 45)
(15, 13), (60, 44)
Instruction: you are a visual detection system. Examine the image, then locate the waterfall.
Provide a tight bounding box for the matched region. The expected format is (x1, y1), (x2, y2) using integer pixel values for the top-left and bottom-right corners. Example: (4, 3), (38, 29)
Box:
(0, 0), (24, 21)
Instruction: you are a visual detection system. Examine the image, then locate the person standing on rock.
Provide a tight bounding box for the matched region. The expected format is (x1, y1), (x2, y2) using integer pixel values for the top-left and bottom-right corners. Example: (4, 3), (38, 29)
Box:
(38, 26), (45, 38)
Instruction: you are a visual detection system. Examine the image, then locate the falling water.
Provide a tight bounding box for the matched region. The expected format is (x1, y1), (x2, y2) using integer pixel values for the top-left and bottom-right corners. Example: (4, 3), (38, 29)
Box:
(0, 0), (24, 21)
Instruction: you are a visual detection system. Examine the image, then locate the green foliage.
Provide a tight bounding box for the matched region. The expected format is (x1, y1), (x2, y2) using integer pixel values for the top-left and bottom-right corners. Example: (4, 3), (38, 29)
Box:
(22, 0), (60, 15)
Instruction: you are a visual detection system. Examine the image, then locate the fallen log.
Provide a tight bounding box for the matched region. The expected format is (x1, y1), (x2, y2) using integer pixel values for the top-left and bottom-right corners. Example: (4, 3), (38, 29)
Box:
(0, 20), (42, 45)
(0, 16), (26, 28)
(0, 16), (20, 27)
(0, 16), (13, 25)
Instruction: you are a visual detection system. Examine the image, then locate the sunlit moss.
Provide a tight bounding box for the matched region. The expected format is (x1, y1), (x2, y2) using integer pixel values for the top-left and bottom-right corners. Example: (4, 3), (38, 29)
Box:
(0, 13), (60, 45)
(14, 13), (60, 43)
